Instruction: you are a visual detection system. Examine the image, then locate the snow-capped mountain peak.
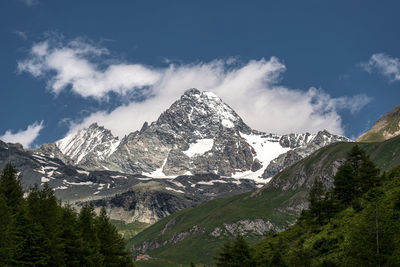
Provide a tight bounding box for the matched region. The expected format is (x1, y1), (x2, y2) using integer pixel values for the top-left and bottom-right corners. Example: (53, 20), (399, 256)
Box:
(56, 123), (120, 165)
(155, 88), (251, 139)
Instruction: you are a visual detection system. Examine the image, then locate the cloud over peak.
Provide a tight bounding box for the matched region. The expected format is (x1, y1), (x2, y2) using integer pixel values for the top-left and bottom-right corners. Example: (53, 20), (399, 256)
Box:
(18, 37), (371, 138)
(0, 121), (44, 148)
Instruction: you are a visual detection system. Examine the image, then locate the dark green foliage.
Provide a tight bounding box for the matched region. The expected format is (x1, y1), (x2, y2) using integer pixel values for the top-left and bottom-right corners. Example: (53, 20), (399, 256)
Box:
(216, 146), (400, 266)
(215, 235), (254, 267)
(0, 194), (13, 263)
(97, 206), (135, 266)
(0, 163), (24, 212)
(0, 164), (135, 267)
(333, 163), (356, 206)
(308, 179), (327, 225)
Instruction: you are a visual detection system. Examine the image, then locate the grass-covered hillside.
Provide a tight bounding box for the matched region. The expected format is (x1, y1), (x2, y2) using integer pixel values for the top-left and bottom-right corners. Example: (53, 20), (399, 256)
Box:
(130, 136), (400, 266)
(218, 147), (400, 266)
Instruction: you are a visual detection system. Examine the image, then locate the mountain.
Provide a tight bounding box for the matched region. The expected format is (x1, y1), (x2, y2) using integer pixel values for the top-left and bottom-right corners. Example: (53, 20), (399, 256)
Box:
(357, 103), (400, 142)
(40, 88), (350, 181)
(55, 123), (120, 167)
(129, 136), (400, 266)
(3, 88), (349, 224)
(0, 139), (260, 223)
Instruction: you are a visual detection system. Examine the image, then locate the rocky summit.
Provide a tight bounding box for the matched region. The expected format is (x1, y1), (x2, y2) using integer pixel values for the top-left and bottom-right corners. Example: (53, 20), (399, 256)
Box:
(3, 88), (351, 223)
(40, 88), (351, 180)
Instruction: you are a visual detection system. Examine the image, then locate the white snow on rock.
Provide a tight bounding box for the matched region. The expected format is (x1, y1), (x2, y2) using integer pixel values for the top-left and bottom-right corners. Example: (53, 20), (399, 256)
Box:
(197, 180), (228, 185)
(41, 177), (50, 183)
(56, 123), (120, 164)
(183, 139), (214, 157)
(110, 175), (127, 179)
(221, 119), (235, 128)
(165, 187), (184, 194)
(77, 169), (90, 176)
(235, 132), (291, 179)
(63, 179), (93, 186)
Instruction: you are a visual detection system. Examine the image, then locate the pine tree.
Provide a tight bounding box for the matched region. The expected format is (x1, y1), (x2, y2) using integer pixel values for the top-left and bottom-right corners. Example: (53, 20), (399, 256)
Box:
(78, 203), (104, 266)
(333, 163), (357, 206)
(59, 205), (84, 267)
(347, 145), (366, 175)
(27, 184), (65, 265)
(308, 179), (326, 224)
(0, 194), (13, 264)
(96, 206), (135, 267)
(215, 235), (254, 267)
(0, 163), (24, 213)
(12, 205), (51, 266)
(358, 155), (380, 194)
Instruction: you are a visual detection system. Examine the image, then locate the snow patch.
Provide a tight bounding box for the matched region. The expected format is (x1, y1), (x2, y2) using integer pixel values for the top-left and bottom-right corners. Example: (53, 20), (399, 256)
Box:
(183, 139), (214, 157)
(110, 175), (127, 179)
(63, 179), (93, 185)
(221, 119), (234, 128)
(77, 169), (90, 176)
(165, 187), (184, 194)
(237, 132), (290, 179)
(55, 186), (68, 190)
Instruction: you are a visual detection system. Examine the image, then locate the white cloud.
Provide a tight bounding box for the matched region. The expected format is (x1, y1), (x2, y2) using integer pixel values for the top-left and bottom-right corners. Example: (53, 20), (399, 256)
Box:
(0, 121), (44, 148)
(19, 38), (371, 138)
(18, 0), (38, 7)
(18, 40), (161, 99)
(361, 53), (400, 82)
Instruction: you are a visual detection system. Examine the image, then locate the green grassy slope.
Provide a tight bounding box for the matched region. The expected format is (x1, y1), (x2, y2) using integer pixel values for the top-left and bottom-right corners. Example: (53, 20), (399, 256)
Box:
(130, 136), (400, 266)
(251, 166), (400, 266)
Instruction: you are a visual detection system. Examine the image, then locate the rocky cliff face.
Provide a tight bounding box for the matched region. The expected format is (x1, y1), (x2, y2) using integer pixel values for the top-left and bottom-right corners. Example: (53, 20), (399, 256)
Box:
(55, 123), (120, 167)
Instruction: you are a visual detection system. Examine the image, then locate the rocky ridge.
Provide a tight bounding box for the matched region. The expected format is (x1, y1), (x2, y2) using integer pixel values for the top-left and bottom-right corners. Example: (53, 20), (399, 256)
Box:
(40, 89), (351, 182)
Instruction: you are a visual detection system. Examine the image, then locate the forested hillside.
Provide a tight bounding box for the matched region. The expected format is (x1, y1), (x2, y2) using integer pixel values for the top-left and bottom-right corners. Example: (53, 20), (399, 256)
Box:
(215, 146), (400, 266)
(0, 163), (135, 266)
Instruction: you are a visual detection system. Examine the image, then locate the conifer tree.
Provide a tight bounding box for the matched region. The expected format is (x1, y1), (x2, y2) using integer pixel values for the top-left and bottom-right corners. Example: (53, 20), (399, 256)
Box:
(308, 179), (326, 224)
(0, 194), (13, 264)
(0, 163), (24, 213)
(96, 206), (135, 266)
(27, 183), (65, 265)
(12, 205), (51, 266)
(78, 203), (103, 265)
(215, 235), (254, 267)
(59, 205), (85, 267)
(333, 163), (357, 206)
(358, 155), (380, 194)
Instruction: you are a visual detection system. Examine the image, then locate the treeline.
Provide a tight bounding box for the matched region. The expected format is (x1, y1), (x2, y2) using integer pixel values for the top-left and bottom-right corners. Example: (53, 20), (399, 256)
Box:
(215, 145), (400, 266)
(0, 163), (135, 266)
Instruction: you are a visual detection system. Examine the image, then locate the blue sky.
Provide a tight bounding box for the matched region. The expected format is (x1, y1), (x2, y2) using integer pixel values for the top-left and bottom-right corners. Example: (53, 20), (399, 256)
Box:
(1, 0), (400, 147)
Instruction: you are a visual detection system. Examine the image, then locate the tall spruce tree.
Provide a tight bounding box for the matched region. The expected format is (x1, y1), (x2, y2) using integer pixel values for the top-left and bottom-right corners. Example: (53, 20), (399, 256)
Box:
(0, 163), (24, 213)
(333, 163), (357, 206)
(78, 203), (103, 266)
(96, 206), (135, 267)
(308, 179), (326, 224)
(0, 194), (13, 264)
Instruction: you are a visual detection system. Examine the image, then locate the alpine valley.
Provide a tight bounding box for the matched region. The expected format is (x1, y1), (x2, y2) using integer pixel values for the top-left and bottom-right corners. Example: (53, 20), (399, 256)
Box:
(0, 88), (349, 226)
